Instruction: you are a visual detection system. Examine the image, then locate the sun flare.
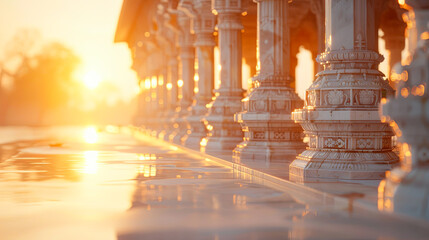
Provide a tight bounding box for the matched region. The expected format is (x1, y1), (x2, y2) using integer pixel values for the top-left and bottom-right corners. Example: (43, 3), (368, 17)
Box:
(83, 126), (98, 144)
(82, 70), (102, 90)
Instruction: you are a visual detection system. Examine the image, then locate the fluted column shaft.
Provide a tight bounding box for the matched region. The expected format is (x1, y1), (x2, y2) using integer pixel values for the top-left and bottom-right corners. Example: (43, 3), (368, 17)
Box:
(289, 0), (399, 181)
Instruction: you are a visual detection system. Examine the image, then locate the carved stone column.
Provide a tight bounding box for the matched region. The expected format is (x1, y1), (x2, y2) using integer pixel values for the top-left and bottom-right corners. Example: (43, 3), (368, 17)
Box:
(181, 0), (216, 149)
(131, 42), (148, 127)
(164, 51), (180, 139)
(169, 11), (195, 143)
(290, 0), (399, 181)
(233, 0), (306, 164)
(378, 0), (429, 220)
(144, 38), (163, 133)
(202, 0), (246, 154)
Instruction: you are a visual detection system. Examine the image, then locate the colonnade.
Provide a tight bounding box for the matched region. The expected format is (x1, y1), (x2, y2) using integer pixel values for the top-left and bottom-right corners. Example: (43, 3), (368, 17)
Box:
(116, 0), (428, 190)
(115, 0), (429, 219)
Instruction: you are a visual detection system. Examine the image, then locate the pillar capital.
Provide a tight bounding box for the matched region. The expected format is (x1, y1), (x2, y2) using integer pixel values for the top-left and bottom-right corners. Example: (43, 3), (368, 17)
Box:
(193, 0), (216, 47)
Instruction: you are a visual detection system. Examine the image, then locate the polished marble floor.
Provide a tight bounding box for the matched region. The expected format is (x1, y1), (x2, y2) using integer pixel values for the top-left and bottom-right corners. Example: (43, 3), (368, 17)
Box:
(0, 126), (428, 240)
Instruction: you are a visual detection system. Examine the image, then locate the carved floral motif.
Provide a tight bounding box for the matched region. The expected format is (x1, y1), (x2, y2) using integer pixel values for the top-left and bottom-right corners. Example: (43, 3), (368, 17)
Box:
(356, 90), (377, 105)
(325, 90), (345, 105)
(324, 137), (346, 149)
(357, 138), (374, 149)
(253, 131), (265, 140)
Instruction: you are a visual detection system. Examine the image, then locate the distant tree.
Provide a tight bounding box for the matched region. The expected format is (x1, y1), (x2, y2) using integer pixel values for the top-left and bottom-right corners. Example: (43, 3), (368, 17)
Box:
(2, 29), (81, 125)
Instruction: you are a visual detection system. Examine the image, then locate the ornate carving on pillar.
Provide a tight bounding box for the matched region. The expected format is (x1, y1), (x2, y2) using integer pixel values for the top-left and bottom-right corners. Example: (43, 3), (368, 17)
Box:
(233, 0), (306, 164)
(169, 9), (195, 143)
(378, 0), (429, 220)
(202, 0), (247, 154)
(181, 0), (217, 149)
(290, 0), (399, 181)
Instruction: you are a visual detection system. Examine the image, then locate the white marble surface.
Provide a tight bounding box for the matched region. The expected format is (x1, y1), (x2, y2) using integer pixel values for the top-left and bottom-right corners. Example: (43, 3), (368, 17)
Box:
(0, 126), (428, 240)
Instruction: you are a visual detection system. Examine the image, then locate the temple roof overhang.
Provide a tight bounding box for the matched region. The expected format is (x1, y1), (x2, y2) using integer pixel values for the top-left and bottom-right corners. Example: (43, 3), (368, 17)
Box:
(114, 0), (157, 45)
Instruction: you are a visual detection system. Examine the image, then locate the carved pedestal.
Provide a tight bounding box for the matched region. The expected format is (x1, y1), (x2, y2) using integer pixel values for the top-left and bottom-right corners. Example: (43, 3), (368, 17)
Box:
(378, 0), (429, 220)
(233, 0), (306, 164)
(290, 0), (399, 181)
(202, 0), (245, 154)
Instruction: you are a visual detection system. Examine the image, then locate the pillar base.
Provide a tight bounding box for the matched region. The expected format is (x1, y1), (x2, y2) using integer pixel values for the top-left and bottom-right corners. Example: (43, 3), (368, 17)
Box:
(233, 141), (306, 163)
(168, 109), (189, 144)
(182, 115), (207, 150)
(234, 85), (306, 163)
(379, 167), (429, 220)
(202, 135), (243, 155)
(289, 149), (399, 182)
(203, 94), (243, 154)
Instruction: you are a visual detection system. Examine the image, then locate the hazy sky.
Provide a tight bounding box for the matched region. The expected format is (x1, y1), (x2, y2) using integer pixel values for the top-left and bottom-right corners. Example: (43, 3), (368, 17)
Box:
(0, 0), (138, 102)
(0, 0), (394, 103)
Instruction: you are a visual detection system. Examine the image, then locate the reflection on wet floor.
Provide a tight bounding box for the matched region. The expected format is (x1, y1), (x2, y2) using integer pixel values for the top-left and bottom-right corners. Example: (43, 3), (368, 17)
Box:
(0, 127), (428, 240)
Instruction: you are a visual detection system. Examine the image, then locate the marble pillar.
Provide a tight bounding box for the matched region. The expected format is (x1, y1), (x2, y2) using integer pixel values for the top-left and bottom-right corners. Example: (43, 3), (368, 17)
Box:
(182, 0), (216, 149)
(164, 53), (180, 139)
(290, 0), (399, 181)
(233, 0), (306, 164)
(202, 0), (246, 154)
(378, 0), (429, 220)
(169, 11), (195, 143)
(132, 43), (148, 127)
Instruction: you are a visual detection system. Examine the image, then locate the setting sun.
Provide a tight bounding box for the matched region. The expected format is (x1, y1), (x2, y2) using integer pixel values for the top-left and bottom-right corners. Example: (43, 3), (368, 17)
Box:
(82, 70), (102, 90)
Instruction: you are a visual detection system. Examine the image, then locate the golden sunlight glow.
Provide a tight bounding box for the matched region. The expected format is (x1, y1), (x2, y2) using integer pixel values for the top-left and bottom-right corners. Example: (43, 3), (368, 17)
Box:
(421, 32), (429, 40)
(194, 87), (199, 93)
(166, 83), (173, 90)
(194, 74), (199, 82)
(83, 126), (98, 144)
(82, 151), (98, 174)
(398, 0), (405, 5)
(139, 164), (157, 177)
(151, 76), (157, 88)
(200, 137), (208, 147)
(158, 75), (164, 86)
(401, 88), (409, 98)
(412, 84), (425, 96)
(82, 70), (102, 90)
(145, 79), (151, 89)
(378, 179), (386, 211)
(138, 153), (157, 160)
(105, 125), (120, 133)
(177, 79), (184, 87)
